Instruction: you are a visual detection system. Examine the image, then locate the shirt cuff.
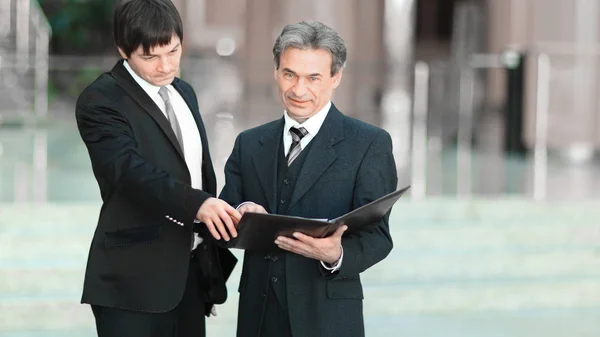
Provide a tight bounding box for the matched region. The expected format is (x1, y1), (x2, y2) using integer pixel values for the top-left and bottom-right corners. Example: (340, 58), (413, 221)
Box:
(236, 201), (255, 210)
(320, 245), (343, 273)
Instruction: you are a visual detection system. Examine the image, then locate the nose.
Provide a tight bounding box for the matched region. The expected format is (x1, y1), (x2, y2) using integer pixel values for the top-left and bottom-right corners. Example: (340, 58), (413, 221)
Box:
(157, 57), (172, 74)
(292, 78), (307, 98)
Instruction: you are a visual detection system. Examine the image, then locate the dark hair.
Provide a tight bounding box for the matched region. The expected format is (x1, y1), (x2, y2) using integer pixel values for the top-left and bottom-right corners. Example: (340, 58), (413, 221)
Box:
(113, 0), (183, 57)
(273, 21), (347, 77)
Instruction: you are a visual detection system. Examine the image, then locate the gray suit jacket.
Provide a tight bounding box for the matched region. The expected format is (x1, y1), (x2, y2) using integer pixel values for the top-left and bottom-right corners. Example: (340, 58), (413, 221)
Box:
(220, 104), (398, 337)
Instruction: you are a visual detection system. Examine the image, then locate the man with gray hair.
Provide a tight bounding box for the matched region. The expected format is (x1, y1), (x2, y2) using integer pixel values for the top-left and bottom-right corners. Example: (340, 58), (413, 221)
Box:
(220, 21), (397, 337)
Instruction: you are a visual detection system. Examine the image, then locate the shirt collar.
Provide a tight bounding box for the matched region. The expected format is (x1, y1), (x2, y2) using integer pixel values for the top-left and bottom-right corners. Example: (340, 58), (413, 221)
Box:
(123, 60), (172, 98)
(283, 101), (331, 138)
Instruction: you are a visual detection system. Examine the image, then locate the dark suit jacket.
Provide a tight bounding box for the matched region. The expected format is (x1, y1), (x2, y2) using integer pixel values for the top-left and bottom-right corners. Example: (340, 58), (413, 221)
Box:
(76, 60), (235, 313)
(219, 104), (398, 337)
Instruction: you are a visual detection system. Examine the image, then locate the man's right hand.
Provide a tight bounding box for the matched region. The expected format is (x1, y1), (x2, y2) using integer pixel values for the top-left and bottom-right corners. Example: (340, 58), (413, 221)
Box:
(196, 197), (242, 241)
(237, 202), (268, 216)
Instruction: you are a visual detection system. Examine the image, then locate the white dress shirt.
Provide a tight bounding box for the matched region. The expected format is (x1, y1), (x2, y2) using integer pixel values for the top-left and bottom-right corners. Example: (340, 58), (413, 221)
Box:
(124, 61), (204, 249)
(282, 101), (331, 157)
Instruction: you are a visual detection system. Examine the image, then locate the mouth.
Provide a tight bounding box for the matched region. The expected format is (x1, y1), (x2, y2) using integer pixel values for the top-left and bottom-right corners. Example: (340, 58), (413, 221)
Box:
(157, 73), (175, 80)
(288, 98), (310, 105)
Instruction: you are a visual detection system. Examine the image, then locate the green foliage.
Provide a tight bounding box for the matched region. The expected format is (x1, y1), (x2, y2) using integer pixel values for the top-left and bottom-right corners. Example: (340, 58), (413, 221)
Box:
(67, 66), (103, 96)
(40, 0), (116, 54)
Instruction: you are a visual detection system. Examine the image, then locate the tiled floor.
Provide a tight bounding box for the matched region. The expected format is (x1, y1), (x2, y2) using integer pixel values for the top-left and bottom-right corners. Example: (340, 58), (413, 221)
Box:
(2, 118), (600, 336)
(2, 200), (600, 336)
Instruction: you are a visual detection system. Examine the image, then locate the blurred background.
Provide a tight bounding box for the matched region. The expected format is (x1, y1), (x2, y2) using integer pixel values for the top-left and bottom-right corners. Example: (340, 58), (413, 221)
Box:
(1, 0), (600, 336)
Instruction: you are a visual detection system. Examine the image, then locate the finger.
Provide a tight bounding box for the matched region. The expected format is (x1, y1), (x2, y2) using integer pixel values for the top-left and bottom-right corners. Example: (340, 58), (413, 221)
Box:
(245, 205), (260, 213)
(277, 243), (295, 254)
(220, 209), (238, 238)
(275, 236), (298, 245)
(237, 202), (255, 216)
(225, 205), (242, 223)
(255, 205), (268, 214)
(212, 216), (230, 241)
(292, 232), (317, 245)
(332, 225), (348, 237)
(238, 206), (249, 216)
(276, 239), (300, 254)
(204, 219), (221, 240)
(276, 237), (313, 257)
(278, 242), (313, 259)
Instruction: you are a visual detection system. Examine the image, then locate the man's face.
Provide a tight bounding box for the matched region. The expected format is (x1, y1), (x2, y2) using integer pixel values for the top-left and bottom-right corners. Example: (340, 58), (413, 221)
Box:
(119, 35), (182, 87)
(274, 47), (343, 123)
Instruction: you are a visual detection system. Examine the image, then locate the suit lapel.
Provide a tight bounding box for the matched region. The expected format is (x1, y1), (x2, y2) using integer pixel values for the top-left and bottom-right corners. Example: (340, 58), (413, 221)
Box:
(111, 60), (185, 160)
(172, 79), (203, 137)
(288, 106), (344, 211)
(252, 119), (284, 213)
(172, 79), (215, 194)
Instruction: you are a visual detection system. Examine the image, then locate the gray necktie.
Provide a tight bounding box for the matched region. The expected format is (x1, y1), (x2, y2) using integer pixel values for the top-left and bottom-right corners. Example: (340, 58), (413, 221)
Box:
(158, 86), (184, 152)
(287, 126), (308, 166)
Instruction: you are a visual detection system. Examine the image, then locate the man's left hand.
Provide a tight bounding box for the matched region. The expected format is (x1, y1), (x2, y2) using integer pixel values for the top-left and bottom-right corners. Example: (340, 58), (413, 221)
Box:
(275, 225), (347, 264)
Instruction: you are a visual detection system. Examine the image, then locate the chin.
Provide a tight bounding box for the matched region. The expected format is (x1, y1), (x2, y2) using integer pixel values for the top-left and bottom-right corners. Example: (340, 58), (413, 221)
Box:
(151, 77), (175, 86)
(288, 110), (315, 122)
(287, 107), (307, 116)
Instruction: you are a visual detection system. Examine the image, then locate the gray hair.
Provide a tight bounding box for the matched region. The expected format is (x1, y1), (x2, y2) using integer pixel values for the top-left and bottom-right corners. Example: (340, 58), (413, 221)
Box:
(272, 21), (347, 76)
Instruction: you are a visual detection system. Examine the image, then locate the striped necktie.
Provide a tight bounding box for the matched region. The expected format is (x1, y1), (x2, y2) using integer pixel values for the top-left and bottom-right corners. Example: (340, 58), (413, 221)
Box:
(287, 126), (308, 166)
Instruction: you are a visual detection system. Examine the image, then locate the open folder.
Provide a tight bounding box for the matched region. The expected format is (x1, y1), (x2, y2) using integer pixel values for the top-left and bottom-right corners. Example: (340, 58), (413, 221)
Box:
(226, 185), (410, 251)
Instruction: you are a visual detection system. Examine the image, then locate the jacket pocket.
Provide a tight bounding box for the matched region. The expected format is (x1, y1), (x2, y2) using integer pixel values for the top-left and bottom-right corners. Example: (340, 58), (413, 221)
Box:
(104, 225), (162, 249)
(326, 278), (364, 299)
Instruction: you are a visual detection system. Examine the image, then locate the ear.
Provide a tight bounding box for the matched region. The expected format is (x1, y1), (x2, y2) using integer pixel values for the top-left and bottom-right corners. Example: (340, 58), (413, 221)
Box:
(117, 47), (128, 59)
(273, 66), (278, 81)
(331, 68), (344, 89)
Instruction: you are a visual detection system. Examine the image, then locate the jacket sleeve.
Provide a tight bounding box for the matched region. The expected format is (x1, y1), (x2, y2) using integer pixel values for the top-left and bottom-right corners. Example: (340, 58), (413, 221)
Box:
(325, 130), (397, 278)
(219, 133), (244, 207)
(76, 101), (212, 225)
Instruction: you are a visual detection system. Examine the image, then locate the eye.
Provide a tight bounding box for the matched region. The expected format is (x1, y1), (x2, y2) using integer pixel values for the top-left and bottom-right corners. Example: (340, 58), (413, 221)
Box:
(284, 72), (294, 79)
(309, 76), (319, 81)
(170, 49), (178, 54)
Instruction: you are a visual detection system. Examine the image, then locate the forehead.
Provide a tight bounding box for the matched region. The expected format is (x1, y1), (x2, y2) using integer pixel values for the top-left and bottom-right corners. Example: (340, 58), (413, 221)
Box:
(279, 47), (332, 75)
(135, 35), (181, 55)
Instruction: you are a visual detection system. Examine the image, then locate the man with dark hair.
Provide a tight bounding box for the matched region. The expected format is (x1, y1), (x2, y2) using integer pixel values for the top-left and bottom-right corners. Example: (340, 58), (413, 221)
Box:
(220, 21), (398, 337)
(76, 0), (240, 336)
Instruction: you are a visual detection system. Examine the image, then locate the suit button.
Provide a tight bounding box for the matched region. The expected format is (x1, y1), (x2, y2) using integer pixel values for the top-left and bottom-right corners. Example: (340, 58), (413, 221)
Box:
(271, 256), (278, 262)
(271, 277), (278, 283)
(264, 254), (271, 260)
(283, 179), (290, 185)
(261, 293), (266, 298)
(280, 199), (286, 204)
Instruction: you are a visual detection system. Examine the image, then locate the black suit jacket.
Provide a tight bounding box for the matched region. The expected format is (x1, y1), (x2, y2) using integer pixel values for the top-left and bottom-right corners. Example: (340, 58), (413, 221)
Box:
(219, 105), (398, 337)
(76, 60), (235, 313)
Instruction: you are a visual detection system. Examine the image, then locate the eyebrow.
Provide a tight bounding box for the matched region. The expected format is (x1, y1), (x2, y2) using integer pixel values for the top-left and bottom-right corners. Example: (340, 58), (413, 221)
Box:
(282, 68), (322, 77)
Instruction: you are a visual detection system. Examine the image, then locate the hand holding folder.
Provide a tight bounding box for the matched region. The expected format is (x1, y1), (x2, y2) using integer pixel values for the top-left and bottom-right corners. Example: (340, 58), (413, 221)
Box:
(225, 185), (410, 251)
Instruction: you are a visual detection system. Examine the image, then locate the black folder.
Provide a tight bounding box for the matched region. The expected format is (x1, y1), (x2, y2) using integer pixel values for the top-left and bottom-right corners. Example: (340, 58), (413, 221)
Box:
(226, 185), (410, 251)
